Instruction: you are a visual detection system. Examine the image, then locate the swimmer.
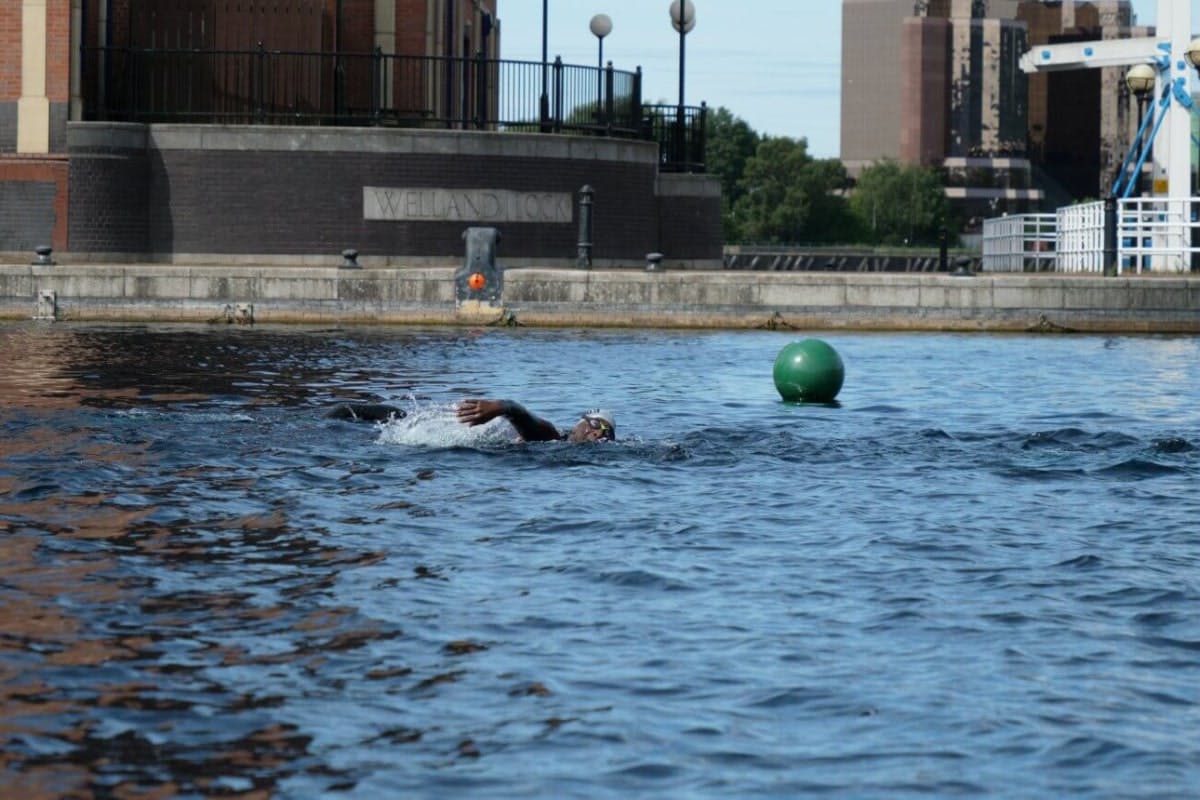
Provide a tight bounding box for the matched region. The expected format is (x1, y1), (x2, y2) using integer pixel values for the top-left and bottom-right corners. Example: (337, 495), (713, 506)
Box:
(324, 402), (406, 423)
(456, 399), (615, 443)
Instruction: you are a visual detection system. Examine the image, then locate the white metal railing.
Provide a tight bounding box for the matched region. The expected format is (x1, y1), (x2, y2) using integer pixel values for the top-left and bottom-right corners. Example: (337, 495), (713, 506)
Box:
(980, 198), (1200, 274)
(981, 213), (1057, 272)
(1117, 197), (1197, 274)
(1056, 201), (1107, 273)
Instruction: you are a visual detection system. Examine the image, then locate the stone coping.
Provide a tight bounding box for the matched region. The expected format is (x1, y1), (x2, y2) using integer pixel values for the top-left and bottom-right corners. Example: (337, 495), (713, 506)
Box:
(66, 122), (660, 165)
(2, 263), (1198, 332)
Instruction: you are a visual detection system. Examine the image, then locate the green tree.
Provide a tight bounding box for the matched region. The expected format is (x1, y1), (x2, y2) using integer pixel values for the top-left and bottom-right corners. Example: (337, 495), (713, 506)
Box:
(850, 159), (947, 246)
(705, 107), (761, 204)
(730, 136), (857, 243)
(795, 158), (860, 244)
(704, 107), (762, 241)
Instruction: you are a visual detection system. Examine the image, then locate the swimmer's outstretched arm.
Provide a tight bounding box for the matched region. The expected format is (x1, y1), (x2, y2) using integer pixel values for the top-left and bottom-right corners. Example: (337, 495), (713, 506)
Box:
(456, 398), (561, 442)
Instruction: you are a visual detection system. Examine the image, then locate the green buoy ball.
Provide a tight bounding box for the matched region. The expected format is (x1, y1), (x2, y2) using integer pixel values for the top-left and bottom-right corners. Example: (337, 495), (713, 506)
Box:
(773, 339), (845, 403)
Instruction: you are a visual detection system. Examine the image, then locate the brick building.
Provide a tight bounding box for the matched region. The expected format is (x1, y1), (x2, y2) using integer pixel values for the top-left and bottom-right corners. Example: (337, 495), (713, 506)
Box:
(1, 1), (721, 266)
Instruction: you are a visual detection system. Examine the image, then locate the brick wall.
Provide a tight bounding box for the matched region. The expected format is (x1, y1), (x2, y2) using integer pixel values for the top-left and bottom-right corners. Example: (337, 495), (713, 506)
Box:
(657, 196), (723, 262)
(0, 3), (19, 103)
(339, 0), (376, 52)
(141, 150), (659, 261)
(68, 146), (149, 254)
(46, 0), (71, 102)
(0, 158), (70, 252)
(0, 105), (15, 153)
(395, 0), (427, 55)
(64, 124), (723, 264)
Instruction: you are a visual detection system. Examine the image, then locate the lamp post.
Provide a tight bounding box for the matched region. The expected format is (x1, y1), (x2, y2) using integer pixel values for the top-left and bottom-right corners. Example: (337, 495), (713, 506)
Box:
(1125, 63), (1155, 197)
(590, 14), (612, 122)
(668, 1), (696, 168)
(1186, 39), (1200, 195)
(540, 0), (549, 131)
(1186, 37), (1200, 74)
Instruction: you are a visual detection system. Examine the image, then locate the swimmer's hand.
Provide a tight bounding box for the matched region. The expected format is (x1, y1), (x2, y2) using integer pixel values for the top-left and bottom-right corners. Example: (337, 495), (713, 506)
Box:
(456, 398), (561, 442)
(456, 398), (504, 426)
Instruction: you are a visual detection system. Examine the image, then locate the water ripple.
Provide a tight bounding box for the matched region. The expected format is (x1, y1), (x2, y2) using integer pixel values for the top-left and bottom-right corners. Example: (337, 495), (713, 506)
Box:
(1, 323), (1198, 798)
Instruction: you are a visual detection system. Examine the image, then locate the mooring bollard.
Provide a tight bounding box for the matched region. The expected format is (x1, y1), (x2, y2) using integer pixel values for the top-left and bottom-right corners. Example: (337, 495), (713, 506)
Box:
(577, 185), (594, 269)
(646, 252), (663, 272)
(32, 246), (55, 266)
(456, 227), (503, 306)
(340, 248), (361, 269)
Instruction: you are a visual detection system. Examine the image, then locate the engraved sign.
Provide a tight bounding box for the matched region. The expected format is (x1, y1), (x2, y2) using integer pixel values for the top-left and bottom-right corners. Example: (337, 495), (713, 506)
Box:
(364, 187), (573, 224)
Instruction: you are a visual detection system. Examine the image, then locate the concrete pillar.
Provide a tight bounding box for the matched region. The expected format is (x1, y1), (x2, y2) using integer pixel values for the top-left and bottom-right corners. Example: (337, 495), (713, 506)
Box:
(18, 0), (51, 154)
(1155, 0), (1191, 204)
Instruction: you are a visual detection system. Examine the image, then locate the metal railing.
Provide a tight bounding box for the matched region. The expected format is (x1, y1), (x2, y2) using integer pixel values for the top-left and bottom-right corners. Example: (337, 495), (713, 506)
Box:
(643, 103), (707, 173)
(980, 199), (1200, 274)
(1118, 197), (1199, 274)
(980, 213), (1057, 272)
(1055, 202), (1107, 273)
(81, 45), (708, 172)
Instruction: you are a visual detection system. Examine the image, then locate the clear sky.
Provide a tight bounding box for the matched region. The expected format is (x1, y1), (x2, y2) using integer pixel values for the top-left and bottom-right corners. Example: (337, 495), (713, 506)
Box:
(496, 1), (1183, 160)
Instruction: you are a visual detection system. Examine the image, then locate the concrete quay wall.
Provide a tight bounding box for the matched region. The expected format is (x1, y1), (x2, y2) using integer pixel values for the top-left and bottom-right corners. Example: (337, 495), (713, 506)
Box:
(1, 263), (1199, 332)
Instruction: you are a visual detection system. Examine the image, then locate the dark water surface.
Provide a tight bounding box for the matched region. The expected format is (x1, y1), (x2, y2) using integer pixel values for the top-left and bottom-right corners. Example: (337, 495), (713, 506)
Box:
(1, 322), (1198, 798)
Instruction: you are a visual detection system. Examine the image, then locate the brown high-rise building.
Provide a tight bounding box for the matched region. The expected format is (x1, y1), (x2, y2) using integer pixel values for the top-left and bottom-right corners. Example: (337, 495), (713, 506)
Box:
(842, 0), (1041, 225)
(841, 0), (1148, 226)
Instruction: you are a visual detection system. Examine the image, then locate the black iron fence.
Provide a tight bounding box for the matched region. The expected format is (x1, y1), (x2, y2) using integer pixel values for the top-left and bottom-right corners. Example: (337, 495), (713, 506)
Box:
(81, 45), (706, 171)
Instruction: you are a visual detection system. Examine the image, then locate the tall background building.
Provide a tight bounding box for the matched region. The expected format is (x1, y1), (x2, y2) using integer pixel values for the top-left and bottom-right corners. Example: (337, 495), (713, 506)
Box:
(1015, 1), (1151, 202)
(841, 0), (1150, 228)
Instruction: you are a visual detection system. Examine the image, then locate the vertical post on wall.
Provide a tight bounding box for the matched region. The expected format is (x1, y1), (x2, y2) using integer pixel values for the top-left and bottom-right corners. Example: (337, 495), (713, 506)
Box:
(577, 185), (594, 269)
(1103, 195), (1118, 276)
(553, 55), (563, 132)
(604, 63), (614, 130)
(540, 0), (549, 132)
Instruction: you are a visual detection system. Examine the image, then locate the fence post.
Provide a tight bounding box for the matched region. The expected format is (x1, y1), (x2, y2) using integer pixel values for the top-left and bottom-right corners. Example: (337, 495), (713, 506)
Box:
(371, 47), (384, 122)
(633, 67), (644, 136)
(475, 50), (487, 128)
(1103, 195), (1117, 276)
(553, 56), (563, 133)
(255, 42), (265, 122)
(126, 47), (136, 120)
(604, 62), (614, 132)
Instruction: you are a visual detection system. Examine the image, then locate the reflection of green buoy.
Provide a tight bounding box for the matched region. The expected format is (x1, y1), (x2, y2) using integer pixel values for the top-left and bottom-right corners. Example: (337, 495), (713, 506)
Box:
(773, 339), (845, 403)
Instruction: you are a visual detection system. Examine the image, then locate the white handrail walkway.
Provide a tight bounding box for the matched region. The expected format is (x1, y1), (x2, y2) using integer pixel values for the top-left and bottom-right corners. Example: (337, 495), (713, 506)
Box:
(981, 198), (1200, 274)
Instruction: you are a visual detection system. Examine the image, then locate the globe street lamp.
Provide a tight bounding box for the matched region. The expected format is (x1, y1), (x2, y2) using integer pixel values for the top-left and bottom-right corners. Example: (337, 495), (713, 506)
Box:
(1186, 37), (1200, 75)
(1187, 39), (1200, 195)
(590, 14), (613, 122)
(669, 1), (696, 109)
(669, 1), (696, 168)
(1125, 63), (1156, 196)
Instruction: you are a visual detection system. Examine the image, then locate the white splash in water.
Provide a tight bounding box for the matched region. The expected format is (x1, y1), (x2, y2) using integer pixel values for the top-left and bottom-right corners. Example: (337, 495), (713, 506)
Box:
(376, 400), (515, 448)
